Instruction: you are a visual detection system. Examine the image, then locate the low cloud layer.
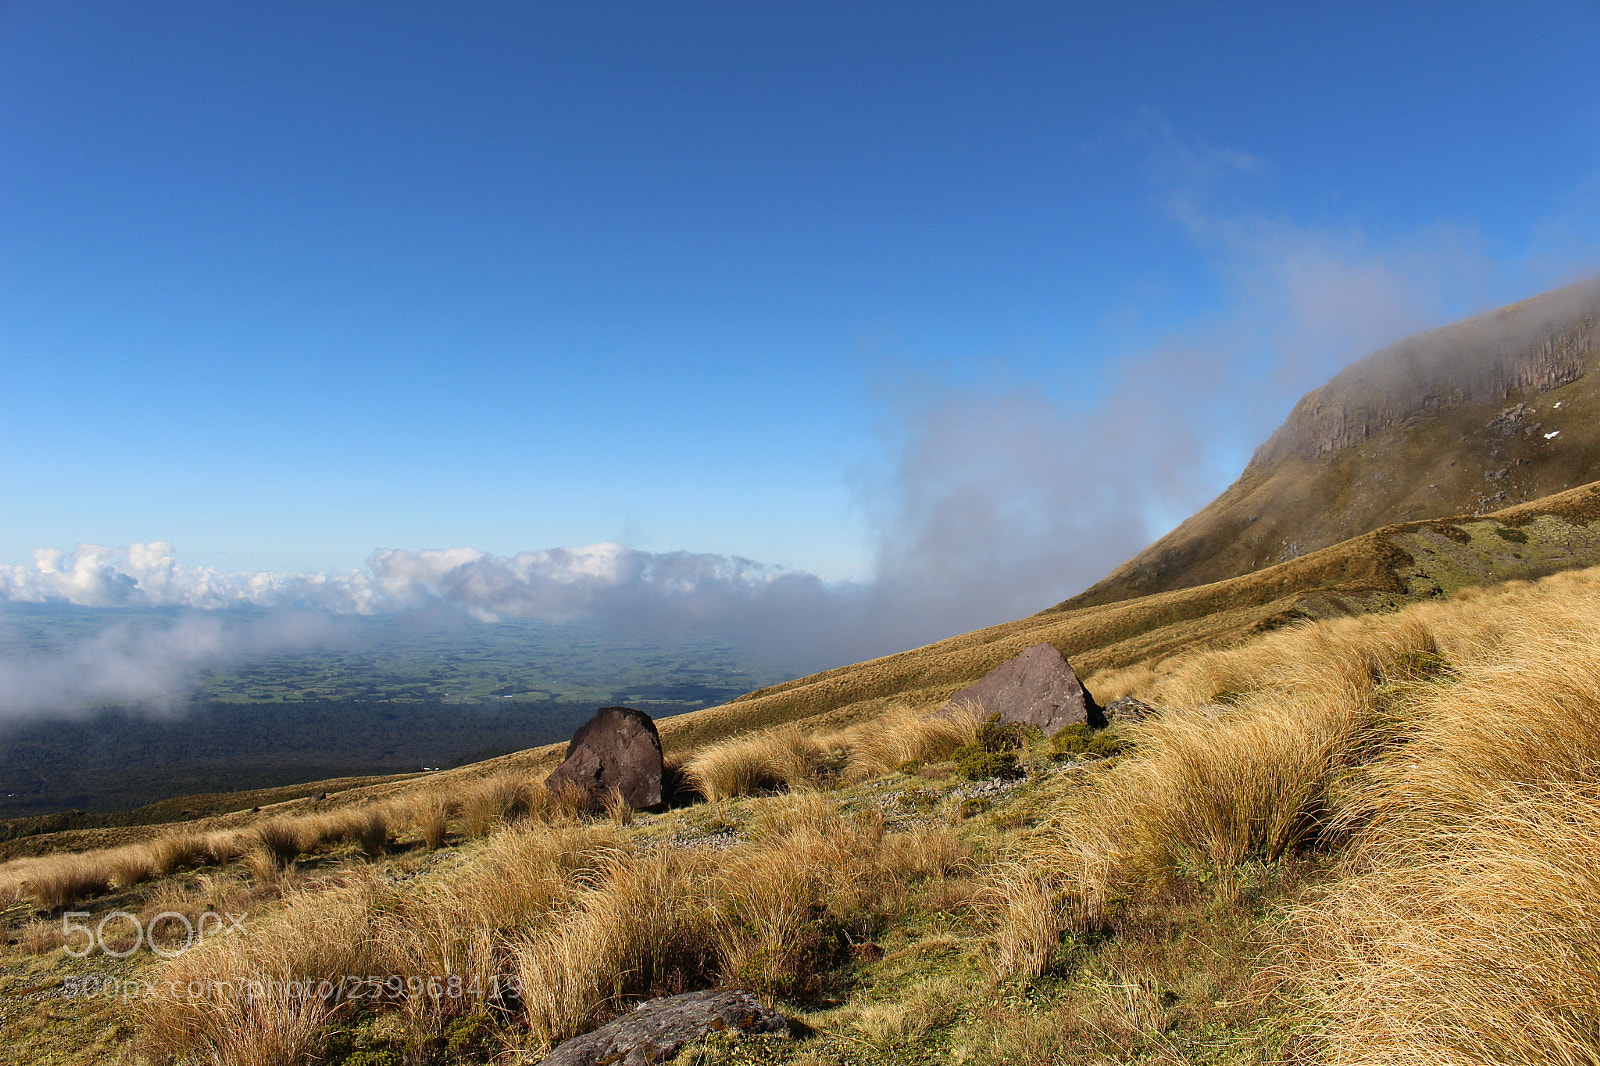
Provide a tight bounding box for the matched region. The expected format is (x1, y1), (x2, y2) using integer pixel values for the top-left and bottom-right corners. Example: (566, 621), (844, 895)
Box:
(0, 611), (346, 720)
(1, 541), (849, 633)
(0, 544), (872, 719)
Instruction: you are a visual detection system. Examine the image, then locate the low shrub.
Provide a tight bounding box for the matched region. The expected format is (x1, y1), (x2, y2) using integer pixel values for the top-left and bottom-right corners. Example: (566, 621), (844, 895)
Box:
(954, 747), (1021, 781)
(1051, 723), (1128, 759)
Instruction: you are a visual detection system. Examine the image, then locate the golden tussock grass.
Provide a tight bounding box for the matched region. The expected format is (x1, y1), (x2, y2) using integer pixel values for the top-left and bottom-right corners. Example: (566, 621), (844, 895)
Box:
(407, 793), (454, 850)
(1084, 661), (1162, 703)
(139, 791), (972, 1062)
(842, 703), (980, 780)
(979, 574), (1600, 987)
(680, 703), (977, 801)
(457, 773), (549, 837)
(680, 723), (849, 800)
(141, 869), (385, 1065)
(140, 823), (633, 1063)
(1294, 784), (1600, 1066)
(0, 827), (223, 909)
(1279, 583), (1600, 1065)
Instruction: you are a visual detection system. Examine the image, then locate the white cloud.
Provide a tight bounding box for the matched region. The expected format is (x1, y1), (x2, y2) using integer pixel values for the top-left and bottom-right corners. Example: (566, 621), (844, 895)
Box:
(0, 611), (345, 721)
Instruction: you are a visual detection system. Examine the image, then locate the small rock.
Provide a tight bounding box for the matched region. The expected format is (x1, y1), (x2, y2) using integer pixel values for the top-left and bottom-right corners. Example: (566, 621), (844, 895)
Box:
(1104, 696), (1159, 723)
(537, 989), (789, 1066)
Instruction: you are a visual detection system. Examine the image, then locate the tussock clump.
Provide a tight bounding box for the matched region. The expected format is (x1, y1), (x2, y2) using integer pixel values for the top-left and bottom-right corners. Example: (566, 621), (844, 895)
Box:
(250, 818), (306, 868)
(349, 807), (392, 858)
(1338, 606), (1600, 853)
(1287, 594), (1600, 1065)
(1297, 785), (1600, 1066)
(18, 917), (64, 955)
(14, 853), (113, 911)
(140, 794), (969, 1062)
(458, 773), (546, 837)
(681, 723), (849, 800)
(513, 847), (717, 1048)
(1152, 612), (1442, 711)
(408, 794), (453, 850)
(142, 869), (386, 1065)
(1084, 661), (1161, 703)
(978, 607), (1463, 980)
(679, 703), (979, 801)
(146, 832), (211, 875)
(843, 703), (980, 779)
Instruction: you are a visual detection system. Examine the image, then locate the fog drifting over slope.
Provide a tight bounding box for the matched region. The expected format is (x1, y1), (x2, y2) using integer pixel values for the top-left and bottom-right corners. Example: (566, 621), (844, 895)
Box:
(4, 163), (1590, 719)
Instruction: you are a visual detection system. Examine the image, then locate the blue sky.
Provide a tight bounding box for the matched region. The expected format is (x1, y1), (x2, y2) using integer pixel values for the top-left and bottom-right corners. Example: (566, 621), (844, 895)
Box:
(3, 1), (1599, 663)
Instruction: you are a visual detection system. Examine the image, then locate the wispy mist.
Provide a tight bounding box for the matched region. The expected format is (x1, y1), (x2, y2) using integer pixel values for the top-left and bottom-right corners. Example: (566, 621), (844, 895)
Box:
(0, 611), (347, 722)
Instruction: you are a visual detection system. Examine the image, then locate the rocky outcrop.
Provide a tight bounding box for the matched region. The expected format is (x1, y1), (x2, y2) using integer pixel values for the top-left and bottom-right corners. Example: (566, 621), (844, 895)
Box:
(1104, 695), (1158, 723)
(536, 989), (789, 1066)
(544, 706), (665, 811)
(939, 643), (1103, 736)
(1246, 280), (1599, 472)
(1058, 279), (1600, 613)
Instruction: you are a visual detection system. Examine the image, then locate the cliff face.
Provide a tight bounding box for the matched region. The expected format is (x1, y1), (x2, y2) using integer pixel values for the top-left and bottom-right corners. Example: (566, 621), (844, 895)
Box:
(1247, 283), (1600, 470)
(1056, 280), (1600, 613)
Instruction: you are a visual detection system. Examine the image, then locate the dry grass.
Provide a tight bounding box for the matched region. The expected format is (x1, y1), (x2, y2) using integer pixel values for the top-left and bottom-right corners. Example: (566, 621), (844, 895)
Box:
(980, 571), (1600, 995)
(1280, 583), (1600, 1065)
(407, 794), (454, 850)
(18, 917), (64, 955)
(1295, 784), (1600, 1066)
(252, 818), (307, 869)
(843, 703), (980, 779)
(680, 704), (978, 802)
(457, 773), (548, 837)
(681, 723), (848, 800)
(23, 563), (1600, 1066)
(138, 791), (972, 1062)
(10, 853), (113, 910)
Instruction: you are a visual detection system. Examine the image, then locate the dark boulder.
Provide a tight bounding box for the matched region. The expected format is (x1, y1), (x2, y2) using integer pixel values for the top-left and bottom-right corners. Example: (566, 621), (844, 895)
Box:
(545, 706), (665, 811)
(537, 989), (789, 1066)
(939, 643), (1103, 737)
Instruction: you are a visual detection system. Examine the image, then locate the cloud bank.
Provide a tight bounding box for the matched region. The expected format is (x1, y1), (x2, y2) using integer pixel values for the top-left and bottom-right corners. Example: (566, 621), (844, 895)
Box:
(1, 541), (847, 631)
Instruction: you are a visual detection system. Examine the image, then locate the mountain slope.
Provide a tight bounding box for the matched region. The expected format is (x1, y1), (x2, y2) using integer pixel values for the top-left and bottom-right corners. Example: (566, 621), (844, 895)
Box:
(1062, 279), (1600, 610)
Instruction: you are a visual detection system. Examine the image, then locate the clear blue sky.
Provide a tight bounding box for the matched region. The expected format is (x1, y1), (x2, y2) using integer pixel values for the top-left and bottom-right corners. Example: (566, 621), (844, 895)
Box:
(3, 0), (1598, 605)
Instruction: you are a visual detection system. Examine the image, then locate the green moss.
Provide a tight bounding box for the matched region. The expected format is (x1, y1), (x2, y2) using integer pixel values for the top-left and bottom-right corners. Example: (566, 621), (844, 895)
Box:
(442, 1011), (496, 1059)
(952, 747), (1021, 781)
(1049, 724), (1129, 760)
(336, 1053), (401, 1066)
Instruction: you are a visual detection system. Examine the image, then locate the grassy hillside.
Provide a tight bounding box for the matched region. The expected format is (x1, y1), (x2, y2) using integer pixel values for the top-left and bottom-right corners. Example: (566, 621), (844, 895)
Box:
(1065, 279), (1600, 609)
(9, 477), (1600, 868)
(7, 561), (1600, 1065)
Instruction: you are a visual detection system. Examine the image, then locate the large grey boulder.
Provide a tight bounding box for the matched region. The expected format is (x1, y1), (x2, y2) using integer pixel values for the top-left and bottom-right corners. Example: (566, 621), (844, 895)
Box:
(939, 643), (1103, 737)
(537, 989), (789, 1066)
(544, 706), (665, 811)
